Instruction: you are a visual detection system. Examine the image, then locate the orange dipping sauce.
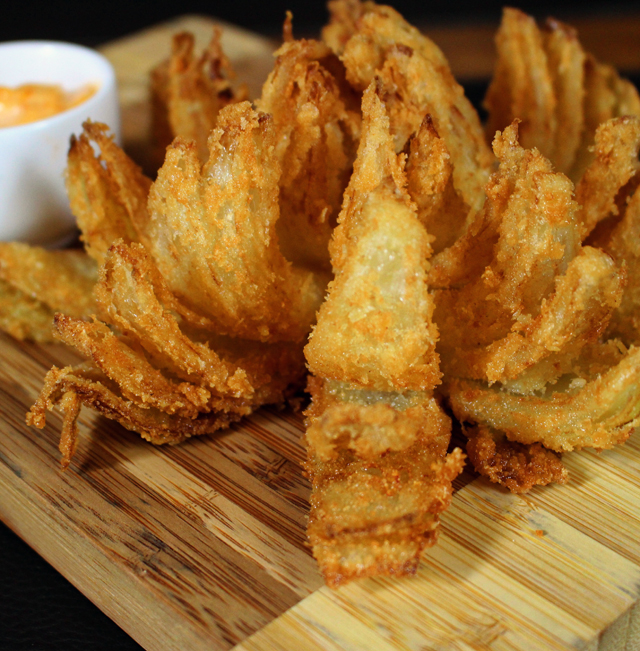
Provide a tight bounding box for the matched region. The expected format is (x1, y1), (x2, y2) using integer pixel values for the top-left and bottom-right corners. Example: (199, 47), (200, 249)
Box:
(0, 83), (97, 128)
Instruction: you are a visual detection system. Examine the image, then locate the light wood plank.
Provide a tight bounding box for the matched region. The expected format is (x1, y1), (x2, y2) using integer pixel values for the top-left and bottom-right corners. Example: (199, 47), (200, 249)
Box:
(237, 472), (640, 651)
(0, 333), (319, 650)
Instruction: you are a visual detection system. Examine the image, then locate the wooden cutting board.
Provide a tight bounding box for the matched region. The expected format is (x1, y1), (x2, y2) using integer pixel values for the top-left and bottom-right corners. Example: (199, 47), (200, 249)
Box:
(1, 15), (640, 651)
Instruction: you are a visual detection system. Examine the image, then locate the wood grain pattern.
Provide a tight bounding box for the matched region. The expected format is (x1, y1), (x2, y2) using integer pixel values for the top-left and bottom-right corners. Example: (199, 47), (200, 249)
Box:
(238, 472), (640, 651)
(0, 14), (640, 651)
(0, 334), (321, 650)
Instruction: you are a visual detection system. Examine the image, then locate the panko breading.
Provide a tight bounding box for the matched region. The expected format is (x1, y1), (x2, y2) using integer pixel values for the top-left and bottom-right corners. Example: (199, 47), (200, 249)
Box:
(575, 116), (640, 238)
(307, 410), (463, 587)
(0, 243), (97, 343)
(422, 103), (639, 492)
(147, 103), (326, 343)
(485, 9), (561, 166)
(323, 0), (493, 212)
(29, 362), (255, 469)
(256, 38), (359, 271)
(599, 186), (640, 345)
(15, 3), (640, 587)
(436, 8), (640, 491)
(485, 8), (640, 180)
(0, 280), (57, 343)
(95, 242), (252, 396)
(406, 116), (470, 255)
(66, 121), (152, 264)
(436, 119), (638, 481)
(150, 29), (247, 164)
(464, 425), (568, 494)
(29, 102), (323, 466)
(448, 344), (640, 453)
(306, 83), (440, 391)
(304, 82), (463, 586)
(435, 123), (625, 392)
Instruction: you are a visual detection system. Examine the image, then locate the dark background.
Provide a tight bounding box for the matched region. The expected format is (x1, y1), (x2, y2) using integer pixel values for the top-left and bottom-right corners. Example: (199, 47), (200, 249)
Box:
(3, 0), (639, 44)
(2, 1), (639, 649)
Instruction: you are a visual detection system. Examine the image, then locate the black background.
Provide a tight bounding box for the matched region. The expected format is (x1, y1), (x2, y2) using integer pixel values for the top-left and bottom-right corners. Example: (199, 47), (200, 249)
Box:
(2, 0), (639, 649)
(3, 0), (639, 44)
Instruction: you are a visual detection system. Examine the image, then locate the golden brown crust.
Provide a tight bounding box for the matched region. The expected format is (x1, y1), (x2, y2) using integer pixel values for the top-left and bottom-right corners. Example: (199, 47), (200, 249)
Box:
(150, 29), (246, 164)
(406, 116), (470, 255)
(484, 8), (640, 180)
(0, 279), (57, 343)
(448, 344), (640, 453)
(329, 1), (492, 211)
(29, 95), (323, 468)
(485, 9), (557, 162)
(256, 39), (359, 271)
(465, 425), (568, 493)
(307, 437), (464, 587)
(147, 104), (325, 343)
(27, 365), (249, 470)
(575, 116), (640, 238)
(0, 244), (97, 343)
(304, 81), (462, 587)
(305, 83), (441, 392)
(66, 121), (152, 264)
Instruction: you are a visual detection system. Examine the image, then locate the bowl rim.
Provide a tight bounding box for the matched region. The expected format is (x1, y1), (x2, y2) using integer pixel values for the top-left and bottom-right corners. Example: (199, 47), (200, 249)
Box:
(0, 40), (117, 136)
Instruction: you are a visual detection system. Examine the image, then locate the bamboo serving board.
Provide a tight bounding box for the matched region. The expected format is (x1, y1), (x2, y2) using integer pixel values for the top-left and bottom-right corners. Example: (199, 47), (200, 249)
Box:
(1, 15), (640, 651)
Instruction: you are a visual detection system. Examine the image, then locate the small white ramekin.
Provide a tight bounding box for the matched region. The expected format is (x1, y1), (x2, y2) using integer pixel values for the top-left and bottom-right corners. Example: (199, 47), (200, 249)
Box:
(0, 41), (121, 246)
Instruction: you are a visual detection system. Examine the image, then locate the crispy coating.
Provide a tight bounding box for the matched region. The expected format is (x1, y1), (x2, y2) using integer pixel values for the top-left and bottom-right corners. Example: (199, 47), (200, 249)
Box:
(306, 377), (448, 462)
(406, 115), (470, 254)
(438, 246), (624, 393)
(150, 29), (247, 163)
(304, 82), (462, 586)
(31, 301), (306, 467)
(0, 121), (146, 344)
(427, 111), (637, 483)
(18, 5), (640, 586)
(30, 100), (320, 466)
(66, 122), (152, 264)
(429, 112), (638, 468)
(256, 38), (359, 271)
(434, 123), (624, 393)
(571, 55), (640, 180)
(95, 241), (252, 397)
(0, 280), (57, 343)
(307, 426), (464, 587)
(465, 425), (567, 493)
(306, 83), (440, 391)
(322, 0), (371, 55)
(0, 244), (97, 342)
(575, 116), (640, 238)
(485, 9), (558, 165)
(427, 199), (500, 291)
(27, 364), (250, 470)
(541, 19), (586, 174)
(448, 342), (640, 453)
(482, 247), (623, 392)
(52, 314), (211, 418)
(0, 243), (96, 318)
(147, 103), (325, 343)
(427, 118), (578, 292)
(324, 0), (493, 212)
(600, 186), (640, 344)
(485, 8), (640, 180)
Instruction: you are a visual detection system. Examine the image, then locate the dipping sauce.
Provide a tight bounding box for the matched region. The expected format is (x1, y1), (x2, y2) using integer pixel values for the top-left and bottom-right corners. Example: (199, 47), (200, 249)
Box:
(0, 83), (97, 128)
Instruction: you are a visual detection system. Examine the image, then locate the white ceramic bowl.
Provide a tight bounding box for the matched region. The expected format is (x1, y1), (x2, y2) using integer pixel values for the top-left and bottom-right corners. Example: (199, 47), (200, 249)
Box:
(0, 41), (121, 246)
